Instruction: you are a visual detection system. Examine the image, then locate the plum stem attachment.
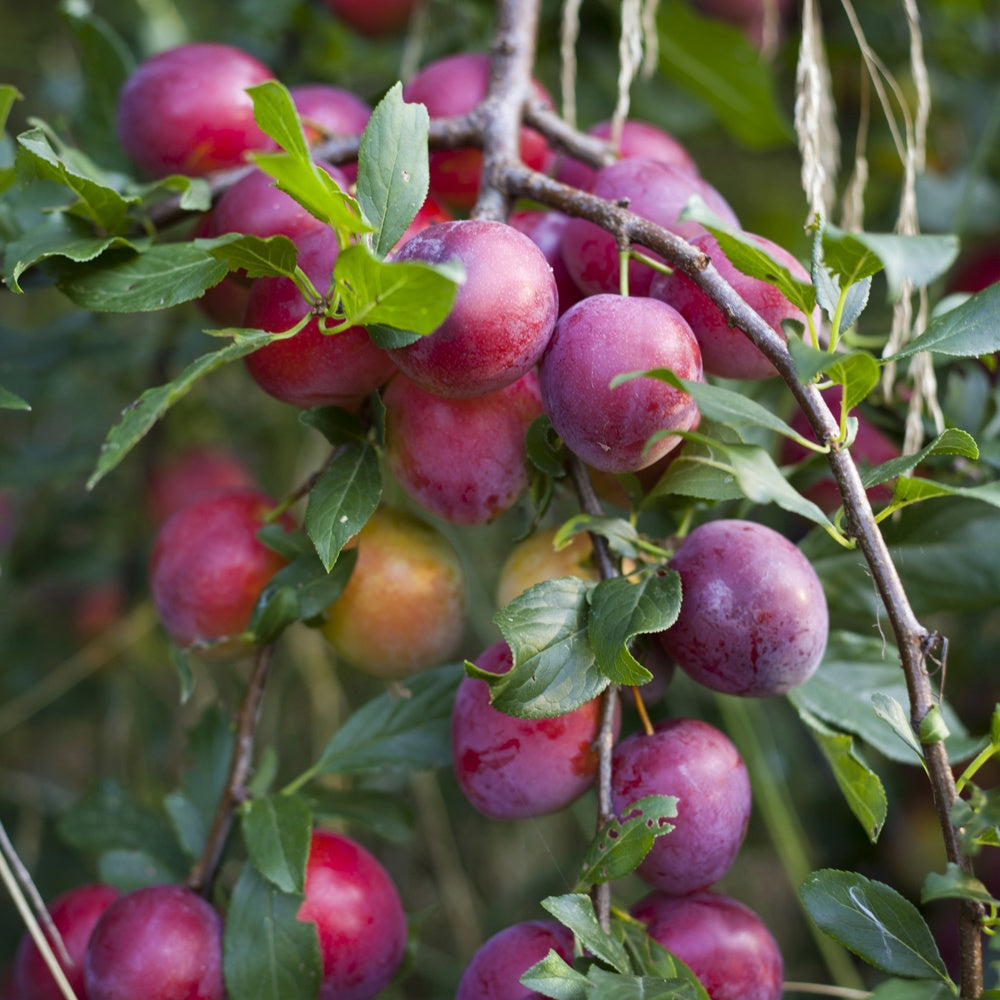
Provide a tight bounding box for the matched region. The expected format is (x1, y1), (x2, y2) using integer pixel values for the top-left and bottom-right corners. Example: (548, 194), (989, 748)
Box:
(630, 685), (655, 737)
(187, 643), (275, 896)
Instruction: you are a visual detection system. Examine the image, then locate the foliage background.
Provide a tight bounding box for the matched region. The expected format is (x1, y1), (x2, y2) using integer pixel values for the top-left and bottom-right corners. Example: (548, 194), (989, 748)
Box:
(2, 0), (1000, 994)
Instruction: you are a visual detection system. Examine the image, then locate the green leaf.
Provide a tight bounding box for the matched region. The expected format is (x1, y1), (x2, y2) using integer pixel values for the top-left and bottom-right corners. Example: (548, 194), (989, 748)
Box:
(56, 778), (187, 880)
(164, 706), (236, 859)
(249, 547), (357, 644)
(306, 787), (415, 844)
(656, 0), (791, 149)
(615, 915), (709, 993)
(248, 79), (312, 160)
(0, 85), (20, 136)
(644, 448), (744, 504)
(97, 849), (183, 892)
(553, 513), (642, 560)
(587, 574), (681, 686)
(0, 385), (30, 410)
(87, 330), (275, 490)
(886, 281), (1000, 360)
(56, 243), (229, 312)
(788, 632), (979, 765)
(519, 951), (590, 1000)
(334, 242), (463, 332)
(864, 431), (979, 493)
(59, 0), (134, 167)
(223, 864), (322, 1000)
(356, 82), (430, 258)
(246, 79), (366, 241)
(868, 980), (958, 1000)
(785, 339), (880, 406)
(198, 232), (300, 280)
(870, 693), (925, 766)
(886, 477), (1000, 515)
(921, 862), (1000, 907)
(794, 708), (888, 842)
(576, 795), (677, 887)
(483, 576), (607, 718)
(822, 224), (960, 301)
(799, 869), (951, 982)
(304, 443), (381, 571)
(313, 662), (462, 775)
(583, 969), (704, 1000)
(16, 126), (135, 232)
(679, 197), (815, 313)
(541, 893), (631, 975)
(242, 794), (313, 894)
(612, 367), (817, 449)
(3, 213), (142, 291)
(299, 405), (369, 445)
(526, 414), (568, 478)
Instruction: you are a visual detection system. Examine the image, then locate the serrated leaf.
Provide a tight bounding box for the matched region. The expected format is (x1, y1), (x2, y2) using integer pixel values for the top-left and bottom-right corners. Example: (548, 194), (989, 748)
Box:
(656, 0), (791, 149)
(587, 574), (680, 686)
(863, 429), (979, 489)
(334, 241), (463, 332)
(87, 330), (275, 489)
(584, 968), (703, 1000)
(787, 632), (980, 764)
(921, 862), (1000, 907)
(56, 242), (229, 312)
(839, 275), (873, 333)
(313, 662), (462, 775)
(644, 450), (744, 504)
(16, 126), (135, 232)
(304, 443), (381, 571)
(0, 85), (20, 136)
(794, 708), (887, 841)
(486, 576), (607, 718)
(886, 281), (1000, 361)
(871, 693), (926, 765)
(784, 339), (880, 406)
(242, 794), (313, 894)
(299, 405), (368, 445)
(611, 370), (815, 451)
(519, 951), (590, 1000)
(0, 385), (30, 410)
(822, 224), (960, 301)
(553, 513), (642, 560)
(577, 795), (676, 887)
(3, 212), (142, 291)
(526, 414), (567, 478)
(223, 864), (322, 1000)
(541, 894), (631, 975)
(306, 787), (415, 844)
(356, 82), (430, 257)
(248, 79), (312, 161)
(614, 916), (709, 993)
(679, 197), (815, 313)
(198, 232), (300, 280)
(799, 869), (950, 982)
(251, 147), (366, 237)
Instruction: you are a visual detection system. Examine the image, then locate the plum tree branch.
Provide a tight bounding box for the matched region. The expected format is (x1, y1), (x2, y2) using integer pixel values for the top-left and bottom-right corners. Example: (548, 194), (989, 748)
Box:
(187, 643), (275, 896)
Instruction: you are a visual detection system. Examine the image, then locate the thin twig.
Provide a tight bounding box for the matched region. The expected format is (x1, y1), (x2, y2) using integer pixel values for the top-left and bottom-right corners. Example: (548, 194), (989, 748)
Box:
(187, 644), (275, 895)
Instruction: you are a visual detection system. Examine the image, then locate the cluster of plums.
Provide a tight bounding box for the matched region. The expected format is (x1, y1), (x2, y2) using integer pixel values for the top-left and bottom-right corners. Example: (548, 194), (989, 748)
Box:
(59, 8), (844, 998)
(12, 829), (406, 1000)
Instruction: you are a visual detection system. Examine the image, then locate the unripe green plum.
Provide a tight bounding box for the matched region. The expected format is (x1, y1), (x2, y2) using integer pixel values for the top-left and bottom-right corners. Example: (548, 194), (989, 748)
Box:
(321, 507), (467, 678)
